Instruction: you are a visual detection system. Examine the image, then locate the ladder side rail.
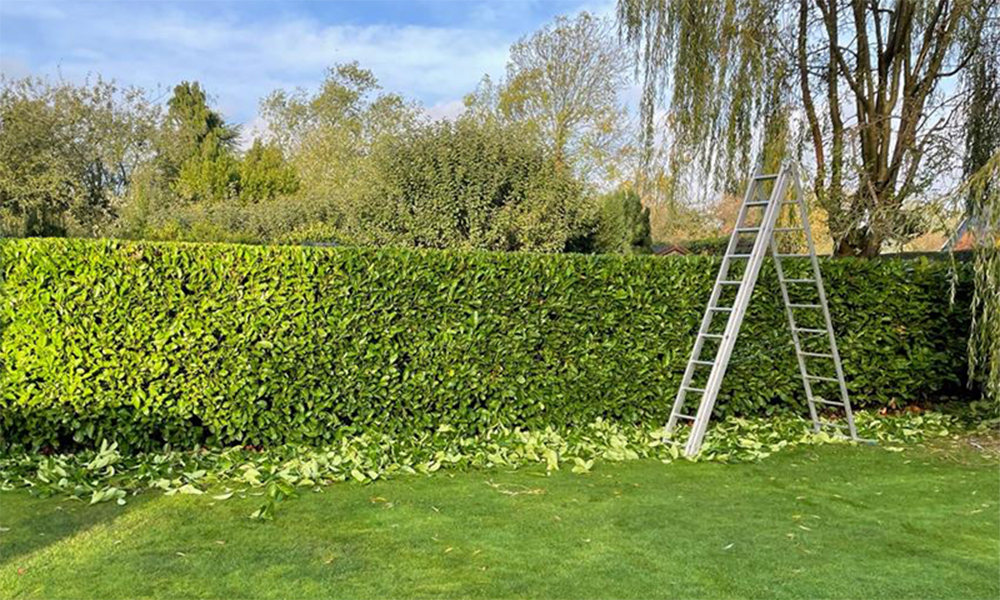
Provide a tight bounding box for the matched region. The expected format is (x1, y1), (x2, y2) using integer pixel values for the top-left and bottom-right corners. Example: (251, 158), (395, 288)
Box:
(666, 166), (763, 436)
(789, 167), (859, 439)
(666, 267), (730, 434)
(684, 172), (789, 455)
(770, 237), (822, 430)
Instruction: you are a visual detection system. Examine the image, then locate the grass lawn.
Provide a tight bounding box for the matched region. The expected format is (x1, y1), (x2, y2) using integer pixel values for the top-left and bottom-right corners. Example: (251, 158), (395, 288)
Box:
(1, 442), (997, 600)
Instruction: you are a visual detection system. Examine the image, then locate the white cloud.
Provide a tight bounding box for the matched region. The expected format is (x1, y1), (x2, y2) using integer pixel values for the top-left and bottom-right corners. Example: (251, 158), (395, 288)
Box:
(425, 98), (467, 121)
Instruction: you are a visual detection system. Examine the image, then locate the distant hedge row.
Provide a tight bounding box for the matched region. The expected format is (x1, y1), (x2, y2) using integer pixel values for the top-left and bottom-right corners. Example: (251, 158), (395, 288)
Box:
(0, 238), (973, 451)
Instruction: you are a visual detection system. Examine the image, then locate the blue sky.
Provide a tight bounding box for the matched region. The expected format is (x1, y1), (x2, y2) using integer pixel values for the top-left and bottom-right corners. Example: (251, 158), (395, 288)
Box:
(0, 0), (614, 128)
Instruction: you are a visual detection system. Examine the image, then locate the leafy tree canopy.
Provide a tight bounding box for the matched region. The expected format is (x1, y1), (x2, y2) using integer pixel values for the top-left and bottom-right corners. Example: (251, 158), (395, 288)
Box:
(0, 76), (158, 237)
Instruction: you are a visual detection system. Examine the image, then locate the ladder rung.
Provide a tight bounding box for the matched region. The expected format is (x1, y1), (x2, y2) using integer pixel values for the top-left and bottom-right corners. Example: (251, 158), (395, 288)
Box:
(782, 278), (816, 284)
(814, 398), (846, 407)
(745, 200), (770, 207)
(718, 280), (742, 285)
(673, 414), (697, 421)
(805, 375), (839, 383)
(754, 174), (778, 181)
(799, 351), (834, 358)
(709, 307), (733, 312)
(735, 227), (761, 233)
(728, 254), (753, 259)
(788, 303), (822, 309)
(681, 386), (706, 393)
(794, 328), (827, 334)
(700, 333), (724, 339)
(691, 360), (715, 366)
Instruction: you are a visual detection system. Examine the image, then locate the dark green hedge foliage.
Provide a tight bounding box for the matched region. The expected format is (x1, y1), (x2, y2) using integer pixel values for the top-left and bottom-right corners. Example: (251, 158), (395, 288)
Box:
(0, 238), (973, 451)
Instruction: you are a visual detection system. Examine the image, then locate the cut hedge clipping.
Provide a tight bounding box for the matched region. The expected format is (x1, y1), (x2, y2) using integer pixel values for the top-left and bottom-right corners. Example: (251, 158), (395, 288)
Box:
(0, 238), (974, 451)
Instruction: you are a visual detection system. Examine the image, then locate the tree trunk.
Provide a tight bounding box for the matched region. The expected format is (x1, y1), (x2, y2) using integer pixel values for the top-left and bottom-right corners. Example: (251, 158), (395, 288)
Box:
(835, 229), (882, 257)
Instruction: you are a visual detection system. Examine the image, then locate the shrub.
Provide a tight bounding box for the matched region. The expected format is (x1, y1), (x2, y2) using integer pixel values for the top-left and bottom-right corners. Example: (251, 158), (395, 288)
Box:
(0, 238), (974, 451)
(352, 118), (591, 252)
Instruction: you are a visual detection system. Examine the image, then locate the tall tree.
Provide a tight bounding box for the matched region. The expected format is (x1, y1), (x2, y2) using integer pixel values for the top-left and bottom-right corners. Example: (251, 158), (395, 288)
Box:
(156, 81), (240, 204)
(258, 63), (418, 231)
(618, 0), (995, 256)
(469, 12), (634, 184)
(159, 81), (238, 180)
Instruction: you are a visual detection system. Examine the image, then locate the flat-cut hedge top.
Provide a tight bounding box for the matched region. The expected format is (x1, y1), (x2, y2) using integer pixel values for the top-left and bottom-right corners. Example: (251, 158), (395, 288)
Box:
(0, 238), (972, 450)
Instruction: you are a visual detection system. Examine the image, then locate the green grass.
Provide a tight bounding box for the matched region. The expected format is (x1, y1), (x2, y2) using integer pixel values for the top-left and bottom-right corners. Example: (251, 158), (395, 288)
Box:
(1, 443), (997, 599)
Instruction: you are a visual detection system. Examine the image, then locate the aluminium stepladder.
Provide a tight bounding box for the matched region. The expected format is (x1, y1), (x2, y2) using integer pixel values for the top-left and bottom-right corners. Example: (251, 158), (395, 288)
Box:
(666, 162), (859, 456)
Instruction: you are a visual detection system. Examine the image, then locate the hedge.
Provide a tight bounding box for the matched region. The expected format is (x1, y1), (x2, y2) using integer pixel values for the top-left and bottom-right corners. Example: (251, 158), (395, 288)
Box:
(0, 238), (973, 451)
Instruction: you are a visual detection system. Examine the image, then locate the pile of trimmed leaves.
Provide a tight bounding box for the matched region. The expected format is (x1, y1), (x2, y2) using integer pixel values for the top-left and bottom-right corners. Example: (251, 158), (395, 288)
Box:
(0, 411), (967, 520)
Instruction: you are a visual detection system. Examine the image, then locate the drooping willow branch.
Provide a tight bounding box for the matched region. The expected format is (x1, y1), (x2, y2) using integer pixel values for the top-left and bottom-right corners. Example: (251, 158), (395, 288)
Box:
(946, 152), (999, 405)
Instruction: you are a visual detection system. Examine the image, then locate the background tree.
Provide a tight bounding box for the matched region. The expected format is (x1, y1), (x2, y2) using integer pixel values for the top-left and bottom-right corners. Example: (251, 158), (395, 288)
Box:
(468, 12), (635, 185)
(618, 0), (996, 256)
(0, 76), (158, 236)
(158, 82), (238, 177)
(594, 188), (652, 254)
(157, 81), (241, 204)
(121, 81), (303, 240)
(257, 63), (419, 239)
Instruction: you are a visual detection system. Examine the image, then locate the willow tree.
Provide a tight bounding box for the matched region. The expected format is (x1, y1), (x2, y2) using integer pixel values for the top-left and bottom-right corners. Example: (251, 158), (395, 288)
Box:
(959, 13), (999, 405)
(959, 153), (999, 405)
(619, 0), (996, 256)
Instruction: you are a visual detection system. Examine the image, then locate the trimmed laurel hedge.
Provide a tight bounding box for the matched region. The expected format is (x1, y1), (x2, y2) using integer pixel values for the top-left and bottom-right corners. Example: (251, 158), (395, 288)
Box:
(0, 238), (973, 451)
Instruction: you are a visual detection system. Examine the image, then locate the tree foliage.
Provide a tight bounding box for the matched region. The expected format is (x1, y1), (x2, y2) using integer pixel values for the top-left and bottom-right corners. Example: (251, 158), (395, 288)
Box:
(594, 189), (652, 254)
(255, 63), (419, 240)
(956, 6), (999, 406)
(466, 12), (635, 186)
(0, 76), (158, 236)
(119, 81), (302, 238)
(238, 140), (299, 204)
(352, 117), (591, 252)
(960, 153), (999, 405)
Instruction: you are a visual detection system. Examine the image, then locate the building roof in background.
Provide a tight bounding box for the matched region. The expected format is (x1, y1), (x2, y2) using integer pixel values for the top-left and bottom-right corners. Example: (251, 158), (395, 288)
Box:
(653, 244), (690, 256)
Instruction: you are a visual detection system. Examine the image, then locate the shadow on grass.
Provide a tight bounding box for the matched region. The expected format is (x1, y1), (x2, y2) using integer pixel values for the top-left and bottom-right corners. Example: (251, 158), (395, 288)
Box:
(0, 490), (158, 565)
